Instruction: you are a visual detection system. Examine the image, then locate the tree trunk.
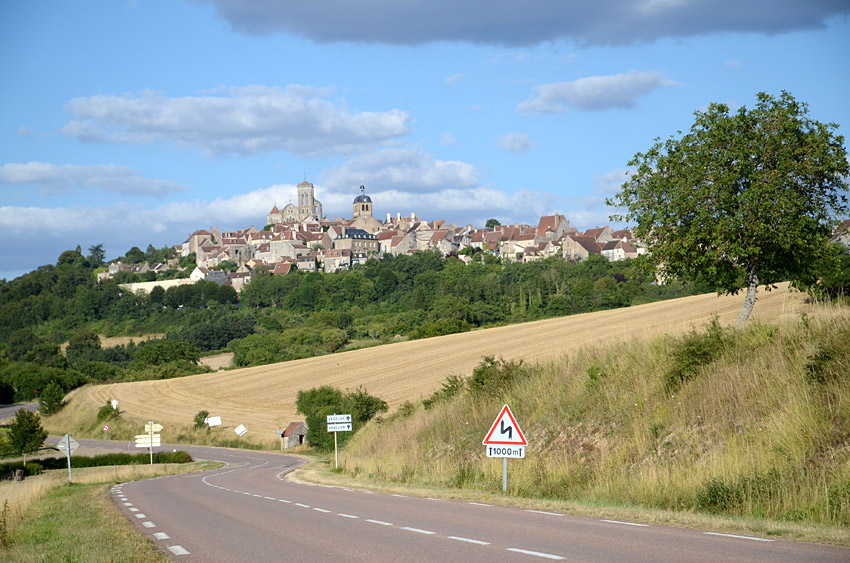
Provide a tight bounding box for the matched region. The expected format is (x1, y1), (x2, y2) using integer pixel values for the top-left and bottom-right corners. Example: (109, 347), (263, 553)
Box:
(736, 269), (759, 327)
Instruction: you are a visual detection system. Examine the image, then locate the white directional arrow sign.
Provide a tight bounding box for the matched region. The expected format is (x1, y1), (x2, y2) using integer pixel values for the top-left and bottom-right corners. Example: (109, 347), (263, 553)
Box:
(144, 423), (164, 433)
(134, 434), (161, 447)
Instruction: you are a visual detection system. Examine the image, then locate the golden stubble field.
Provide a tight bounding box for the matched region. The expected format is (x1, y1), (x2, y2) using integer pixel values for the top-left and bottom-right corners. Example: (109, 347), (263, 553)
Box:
(66, 283), (809, 438)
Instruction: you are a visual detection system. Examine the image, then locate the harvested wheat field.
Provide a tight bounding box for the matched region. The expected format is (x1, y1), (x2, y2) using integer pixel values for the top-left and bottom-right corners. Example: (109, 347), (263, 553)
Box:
(67, 283), (809, 438)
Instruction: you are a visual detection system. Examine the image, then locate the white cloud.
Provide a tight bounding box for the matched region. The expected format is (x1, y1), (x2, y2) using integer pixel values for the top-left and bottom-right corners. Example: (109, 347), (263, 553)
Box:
(319, 147), (479, 194)
(62, 86), (412, 157)
(444, 73), (464, 85)
(0, 161), (189, 196)
(497, 132), (534, 154)
(439, 132), (456, 146)
(518, 70), (674, 113)
(592, 168), (632, 195)
(17, 126), (32, 137)
(724, 60), (743, 69)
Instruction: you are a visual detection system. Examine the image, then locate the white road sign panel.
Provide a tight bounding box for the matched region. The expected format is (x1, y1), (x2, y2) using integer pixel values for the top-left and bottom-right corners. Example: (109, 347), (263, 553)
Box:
(327, 423), (352, 432)
(326, 414), (352, 423)
(486, 445), (525, 458)
(205, 416), (222, 427)
(145, 423), (164, 433)
(234, 424), (248, 436)
(482, 404), (528, 446)
(56, 435), (79, 454)
(134, 435), (161, 447)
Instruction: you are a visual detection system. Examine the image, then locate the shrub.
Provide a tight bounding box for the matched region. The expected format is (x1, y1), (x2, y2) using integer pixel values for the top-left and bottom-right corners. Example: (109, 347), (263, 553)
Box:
(194, 410), (210, 430)
(96, 401), (120, 422)
(468, 356), (527, 398)
(423, 375), (467, 410)
(38, 380), (66, 415)
(806, 324), (850, 386)
(664, 317), (727, 391)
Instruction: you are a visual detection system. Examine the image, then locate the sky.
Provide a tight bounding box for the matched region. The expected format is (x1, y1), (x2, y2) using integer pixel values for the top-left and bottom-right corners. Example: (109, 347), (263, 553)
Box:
(1, 1), (849, 281)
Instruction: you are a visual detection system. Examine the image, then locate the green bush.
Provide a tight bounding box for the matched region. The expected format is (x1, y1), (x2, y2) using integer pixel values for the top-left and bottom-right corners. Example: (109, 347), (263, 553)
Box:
(468, 356), (527, 398)
(0, 451), (194, 477)
(96, 401), (120, 422)
(806, 323), (850, 386)
(423, 375), (467, 410)
(664, 317), (727, 391)
(194, 410), (210, 430)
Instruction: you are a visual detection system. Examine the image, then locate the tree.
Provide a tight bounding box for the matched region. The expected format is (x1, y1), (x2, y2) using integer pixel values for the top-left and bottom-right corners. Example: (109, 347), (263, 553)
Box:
(609, 92), (848, 325)
(38, 380), (66, 415)
(8, 408), (48, 453)
(485, 218), (501, 229)
(87, 243), (106, 267)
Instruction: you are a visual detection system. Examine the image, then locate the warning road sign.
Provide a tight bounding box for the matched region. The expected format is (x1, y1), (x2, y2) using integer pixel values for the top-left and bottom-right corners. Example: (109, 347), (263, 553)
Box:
(482, 404), (527, 446)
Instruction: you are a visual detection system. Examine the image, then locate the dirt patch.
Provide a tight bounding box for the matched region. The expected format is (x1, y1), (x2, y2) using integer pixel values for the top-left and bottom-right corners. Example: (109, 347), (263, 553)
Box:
(200, 353), (233, 370)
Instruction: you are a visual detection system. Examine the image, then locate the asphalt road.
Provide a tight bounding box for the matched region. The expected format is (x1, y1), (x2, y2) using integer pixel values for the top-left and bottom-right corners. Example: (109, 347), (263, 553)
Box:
(58, 439), (850, 562)
(0, 401), (39, 421)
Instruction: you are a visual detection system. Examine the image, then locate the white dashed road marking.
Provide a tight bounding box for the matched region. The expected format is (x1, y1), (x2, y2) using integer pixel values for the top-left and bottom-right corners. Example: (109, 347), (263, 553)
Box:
(337, 513), (358, 519)
(366, 519), (393, 526)
(153, 532), (170, 540)
(526, 510), (562, 516)
(601, 519), (649, 527)
(142, 521), (156, 528)
(506, 547), (565, 560)
(448, 536), (490, 545)
(167, 545), (190, 555)
(705, 532), (774, 542)
(402, 527), (436, 535)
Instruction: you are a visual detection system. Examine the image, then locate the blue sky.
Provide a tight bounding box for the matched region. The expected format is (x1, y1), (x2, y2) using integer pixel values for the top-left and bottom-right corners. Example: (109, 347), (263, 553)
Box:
(2, 1), (849, 280)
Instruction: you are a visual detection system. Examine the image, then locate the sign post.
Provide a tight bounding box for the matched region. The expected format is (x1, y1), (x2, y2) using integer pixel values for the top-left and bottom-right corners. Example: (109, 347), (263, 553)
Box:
(482, 404), (527, 492)
(103, 424), (110, 440)
(136, 421), (163, 464)
(55, 434), (79, 483)
(326, 414), (352, 469)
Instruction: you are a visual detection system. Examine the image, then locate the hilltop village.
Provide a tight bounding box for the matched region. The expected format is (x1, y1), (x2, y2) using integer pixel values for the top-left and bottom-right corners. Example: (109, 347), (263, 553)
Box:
(105, 179), (850, 294)
(169, 180), (644, 291)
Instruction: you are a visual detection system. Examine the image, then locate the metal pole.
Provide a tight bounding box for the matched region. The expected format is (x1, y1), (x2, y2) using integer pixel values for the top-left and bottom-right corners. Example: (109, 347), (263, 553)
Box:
(334, 431), (338, 469)
(66, 434), (73, 483)
(502, 457), (507, 492)
(149, 421), (153, 465)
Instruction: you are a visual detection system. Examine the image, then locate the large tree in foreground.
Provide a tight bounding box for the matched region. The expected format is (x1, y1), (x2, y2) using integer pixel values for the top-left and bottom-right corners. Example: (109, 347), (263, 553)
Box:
(609, 92), (848, 325)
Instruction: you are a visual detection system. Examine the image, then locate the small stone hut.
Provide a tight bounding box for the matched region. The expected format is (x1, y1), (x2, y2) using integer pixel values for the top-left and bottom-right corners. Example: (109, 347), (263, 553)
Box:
(282, 421), (307, 449)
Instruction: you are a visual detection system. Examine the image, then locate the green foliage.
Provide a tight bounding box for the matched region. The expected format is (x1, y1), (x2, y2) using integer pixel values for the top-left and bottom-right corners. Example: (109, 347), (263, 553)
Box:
(610, 91), (849, 324)
(422, 375), (467, 410)
(132, 339), (200, 367)
(805, 323), (850, 386)
(664, 318), (728, 391)
(8, 409), (48, 453)
(295, 385), (387, 451)
(194, 410), (210, 430)
(38, 380), (66, 415)
(485, 218), (501, 229)
(97, 401), (120, 422)
(0, 451), (194, 478)
(468, 356), (528, 398)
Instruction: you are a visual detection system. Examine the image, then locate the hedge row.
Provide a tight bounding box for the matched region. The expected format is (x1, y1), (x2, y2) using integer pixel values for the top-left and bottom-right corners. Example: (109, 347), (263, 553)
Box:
(0, 450), (194, 478)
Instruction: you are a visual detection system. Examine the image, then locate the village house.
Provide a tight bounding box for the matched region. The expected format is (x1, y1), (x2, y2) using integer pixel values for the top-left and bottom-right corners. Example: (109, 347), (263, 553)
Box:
(562, 235), (603, 262)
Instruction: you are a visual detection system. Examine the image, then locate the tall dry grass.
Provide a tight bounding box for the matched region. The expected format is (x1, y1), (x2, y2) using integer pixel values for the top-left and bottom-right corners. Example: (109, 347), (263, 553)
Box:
(341, 302), (850, 528)
(0, 462), (210, 543)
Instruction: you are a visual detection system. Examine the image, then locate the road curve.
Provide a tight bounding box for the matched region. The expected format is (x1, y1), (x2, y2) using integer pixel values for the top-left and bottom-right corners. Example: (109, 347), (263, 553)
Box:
(65, 439), (849, 562)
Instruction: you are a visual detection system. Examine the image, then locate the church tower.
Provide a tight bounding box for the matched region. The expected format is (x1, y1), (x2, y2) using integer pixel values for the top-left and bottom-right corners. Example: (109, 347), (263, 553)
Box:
(353, 185), (372, 219)
(296, 180), (322, 221)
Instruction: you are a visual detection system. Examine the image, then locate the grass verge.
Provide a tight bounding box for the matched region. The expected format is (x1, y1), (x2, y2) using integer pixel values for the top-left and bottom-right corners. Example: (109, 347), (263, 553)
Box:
(0, 461), (221, 561)
(292, 452), (850, 547)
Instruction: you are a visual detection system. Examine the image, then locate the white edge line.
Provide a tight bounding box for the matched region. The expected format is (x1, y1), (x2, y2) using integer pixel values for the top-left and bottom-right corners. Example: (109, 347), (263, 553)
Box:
(366, 519), (393, 526)
(506, 548), (565, 560)
(338, 513), (359, 519)
(448, 536), (490, 545)
(313, 508), (331, 513)
(601, 519), (650, 527)
(705, 532), (774, 542)
(526, 510), (562, 516)
(468, 502), (492, 506)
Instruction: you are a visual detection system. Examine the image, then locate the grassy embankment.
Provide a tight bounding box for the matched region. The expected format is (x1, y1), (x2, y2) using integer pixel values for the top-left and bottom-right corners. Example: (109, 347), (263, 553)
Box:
(0, 461), (220, 561)
(46, 283), (807, 444)
(336, 302), (850, 544)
